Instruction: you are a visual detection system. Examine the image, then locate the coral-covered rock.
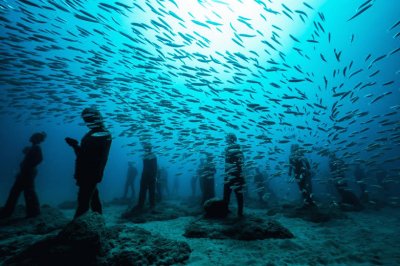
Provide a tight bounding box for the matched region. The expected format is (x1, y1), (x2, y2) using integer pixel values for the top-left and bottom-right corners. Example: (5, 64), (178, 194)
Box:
(4, 212), (110, 266)
(184, 214), (294, 240)
(203, 198), (229, 219)
(107, 226), (191, 266)
(0, 205), (68, 240)
(5, 212), (191, 266)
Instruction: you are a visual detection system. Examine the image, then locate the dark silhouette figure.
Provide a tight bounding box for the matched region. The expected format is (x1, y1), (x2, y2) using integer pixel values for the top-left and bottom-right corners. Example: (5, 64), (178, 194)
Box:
(354, 164), (369, 203)
(123, 162), (137, 199)
(0, 132), (46, 218)
(374, 168), (390, 206)
(223, 133), (245, 217)
(375, 168), (389, 192)
(288, 144), (315, 207)
(172, 175), (180, 197)
(137, 143), (157, 209)
(191, 175), (198, 197)
(66, 107), (112, 219)
(156, 166), (169, 202)
(254, 168), (266, 202)
(200, 153), (216, 204)
(329, 153), (362, 211)
(192, 158), (204, 197)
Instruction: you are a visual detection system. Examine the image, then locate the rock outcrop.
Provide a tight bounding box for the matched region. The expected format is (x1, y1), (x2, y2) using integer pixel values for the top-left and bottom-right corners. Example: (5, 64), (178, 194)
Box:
(5, 212), (191, 266)
(184, 214), (294, 240)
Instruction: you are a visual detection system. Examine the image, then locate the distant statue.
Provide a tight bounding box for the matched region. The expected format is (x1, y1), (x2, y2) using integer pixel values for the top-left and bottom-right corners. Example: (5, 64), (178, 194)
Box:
(0, 132), (46, 218)
(353, 164), (369, 203)
(172, 175), (180, 197)
(329, 152), (362, 211)
(136, 143), (157, 209)
(200, 153), (216, 204)
(156, 166), (169, 202)
(192, 158), (204, 198)
(374, 168), (390, 206)
(223, 133), (245, 217)
(375, 168), (389, 192)
(253, 168), (267, 203)
(123, 162), (137, 200)
(65, 107), (112, 219)
(288, 144), (315, 208)
(190, 175), (198, 197)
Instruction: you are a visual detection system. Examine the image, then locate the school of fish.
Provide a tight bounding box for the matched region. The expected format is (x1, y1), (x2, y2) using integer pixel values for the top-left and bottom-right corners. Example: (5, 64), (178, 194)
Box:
(0, 0), (399, 203)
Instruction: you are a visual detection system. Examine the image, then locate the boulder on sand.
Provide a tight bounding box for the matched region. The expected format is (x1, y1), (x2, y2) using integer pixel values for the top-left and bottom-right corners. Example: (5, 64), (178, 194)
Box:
(203, 198), (229, 219)
(5, 212), (191, 266)
(0, 205), (69, 262)
(0, 205), (68, 240)
(184, 214), (294, 241)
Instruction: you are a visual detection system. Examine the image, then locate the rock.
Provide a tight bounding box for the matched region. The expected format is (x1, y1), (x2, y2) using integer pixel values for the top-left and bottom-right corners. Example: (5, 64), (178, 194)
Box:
(0, 234), (50, 261)
(0, 205), (68, 240)
(57, 211), (111, 256)
(0, 205), (68, 262)
(184, 214), (294, 240)
(5, 212), (191, 266)
(203, 198), (229, 218)
(4, 212), (111, 266)
(108, 226), (191, 266)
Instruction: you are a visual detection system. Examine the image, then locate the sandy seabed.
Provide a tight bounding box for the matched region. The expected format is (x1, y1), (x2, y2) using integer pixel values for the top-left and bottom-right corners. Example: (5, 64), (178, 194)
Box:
(62, 201), (400, 266)
(1, 200), (399, 266)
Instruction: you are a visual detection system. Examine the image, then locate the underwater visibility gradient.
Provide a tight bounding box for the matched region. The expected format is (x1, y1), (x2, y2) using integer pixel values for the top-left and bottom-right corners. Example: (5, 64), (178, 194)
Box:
(0, 0), (399, 265)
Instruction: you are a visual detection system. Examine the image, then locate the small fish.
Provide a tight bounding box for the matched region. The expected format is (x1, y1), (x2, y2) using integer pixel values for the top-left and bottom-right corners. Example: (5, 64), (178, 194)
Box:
(303, 2), (314, 10)
(289, 34), (300, 42)
(334, 49), (342, 62)
(169, 11), (184, 22)
(388, 20), (400, 31)
(348, 3), (373, 21)
(191, 20), (210, 28)
(282, 10), (293, 20)
(74, 14), (98, 23)
(389, 47), (400, 55)
(19, 0), (41, 8)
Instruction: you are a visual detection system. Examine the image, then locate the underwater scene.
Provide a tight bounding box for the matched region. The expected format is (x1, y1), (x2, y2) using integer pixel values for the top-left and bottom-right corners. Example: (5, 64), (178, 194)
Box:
(0, 0), (399, 265)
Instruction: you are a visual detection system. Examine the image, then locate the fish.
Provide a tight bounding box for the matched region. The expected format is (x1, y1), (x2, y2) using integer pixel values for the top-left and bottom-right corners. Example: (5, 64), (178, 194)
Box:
(334, 49), (342, 62)
(289, 34), (300, 42)
(74, 14), (98, 23)
(303, 2), (314, 10)
(389, 47), (400, 55)
(169, 11), (184, 22)
(19, 0), (41, 8)
(388, 20), (400, 31)
(348, 2), (374, 21)
(191, 20), (210, 28)
(0, 0), (397, 190)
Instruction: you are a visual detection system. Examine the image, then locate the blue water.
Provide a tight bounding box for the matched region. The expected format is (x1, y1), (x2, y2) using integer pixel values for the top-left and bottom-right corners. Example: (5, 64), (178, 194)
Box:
(0, 0), (399, 206)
